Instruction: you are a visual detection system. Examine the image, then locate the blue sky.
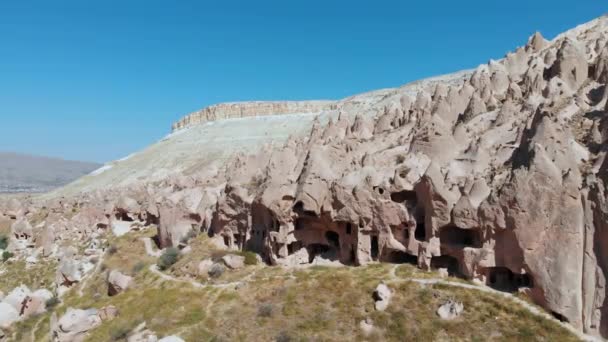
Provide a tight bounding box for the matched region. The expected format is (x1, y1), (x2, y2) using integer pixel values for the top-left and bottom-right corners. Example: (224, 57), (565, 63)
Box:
(0, 1), (606, 163)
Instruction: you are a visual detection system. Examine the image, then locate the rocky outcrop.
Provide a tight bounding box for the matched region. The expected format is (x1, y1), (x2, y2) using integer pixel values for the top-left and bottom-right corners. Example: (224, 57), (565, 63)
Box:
(52, 308), (102, 342)
(107, 270), (133, 296)
(171, 101), (338, 132)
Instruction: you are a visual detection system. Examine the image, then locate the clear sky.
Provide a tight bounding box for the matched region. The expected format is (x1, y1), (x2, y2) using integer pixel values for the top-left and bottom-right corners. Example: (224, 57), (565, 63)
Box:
(0, 1), (606, 163)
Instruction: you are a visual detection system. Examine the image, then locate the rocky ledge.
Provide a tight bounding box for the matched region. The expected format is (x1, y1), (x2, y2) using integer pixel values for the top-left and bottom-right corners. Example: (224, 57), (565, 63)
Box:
(171, 100), (338, 132)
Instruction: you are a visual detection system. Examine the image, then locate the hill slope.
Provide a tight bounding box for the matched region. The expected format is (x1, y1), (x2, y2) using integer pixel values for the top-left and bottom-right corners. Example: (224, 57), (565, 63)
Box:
(0, 152), (101, 193)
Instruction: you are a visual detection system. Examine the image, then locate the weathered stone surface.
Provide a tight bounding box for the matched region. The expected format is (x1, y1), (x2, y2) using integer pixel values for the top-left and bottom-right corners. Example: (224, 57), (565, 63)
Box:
(437, 300), (464, 320)
(107, 270), (133, 296)
(221, 254), (245, 270)
(373, 283), (392, 311)
(52, 308), (102, 342)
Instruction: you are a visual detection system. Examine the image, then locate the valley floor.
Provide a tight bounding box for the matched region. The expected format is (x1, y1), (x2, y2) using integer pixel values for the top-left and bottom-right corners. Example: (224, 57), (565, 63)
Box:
(0, 231), (583, 342)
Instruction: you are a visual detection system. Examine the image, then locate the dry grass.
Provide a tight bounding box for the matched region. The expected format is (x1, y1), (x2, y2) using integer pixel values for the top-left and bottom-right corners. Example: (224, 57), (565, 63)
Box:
(0, 259), (57, 293)
(5, 241), (581, 342)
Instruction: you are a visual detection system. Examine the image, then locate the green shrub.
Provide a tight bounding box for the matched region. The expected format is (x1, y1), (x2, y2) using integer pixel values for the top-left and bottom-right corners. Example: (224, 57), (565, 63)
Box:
(132, 261), (146, 274)
(45, 297), (60, 310)
(275, 331), (293, 342)
(257, 303), (273, 318)
(157, 247), (180, 271)
(208, 263), (225, 278)
(107, 245), (118, 255)
(240, 251), (259, 266)
(2, 251), (14, 262)
(109, 325), (131, 341)
(0, 235), (8, 250)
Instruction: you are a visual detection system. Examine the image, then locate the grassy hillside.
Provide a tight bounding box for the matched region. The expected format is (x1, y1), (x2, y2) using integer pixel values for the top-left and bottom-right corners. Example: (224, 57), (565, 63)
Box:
(0, 232), (579, 342)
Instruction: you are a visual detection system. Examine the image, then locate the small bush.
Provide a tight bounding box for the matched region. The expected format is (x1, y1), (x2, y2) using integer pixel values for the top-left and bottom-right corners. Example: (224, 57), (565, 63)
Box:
(240, 251), (259, 266)
(0, 235), (8, 250)
(107, 245), (118, 255)
(275, 331), (293, 342)
(257, 303), (273, 318)
(157, 247), (180, 271)
(208, 263), (225, 278)
(2, 251), (14, 262)
(109, 325), (131, 341)
(45, 297), (60, 310)
(132, 261), (146, 274)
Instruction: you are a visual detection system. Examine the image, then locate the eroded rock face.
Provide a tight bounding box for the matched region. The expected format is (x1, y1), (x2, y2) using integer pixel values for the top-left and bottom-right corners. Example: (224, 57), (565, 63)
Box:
(8, 15), (608, 340)
(52, 308), (102, 342)
(107, 270), (133, 296)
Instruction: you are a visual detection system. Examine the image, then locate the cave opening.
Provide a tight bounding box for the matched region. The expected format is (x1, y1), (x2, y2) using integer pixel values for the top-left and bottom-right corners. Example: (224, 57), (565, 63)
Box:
(325, 231), (340, 249)
(439, 225), (482, 248)
(431, 255), (460, 276)
(415, 221), (426, 241)
(115, 211), (133, 222)
(293, 201), (317, 217)
(486, 267), (533, 292)
(146, 214), (159, 226)
(188, 213), (202, 222)
(371, 236), (379, 260)
(387, 250), (418, 265)
(346, 222), (352, 235)
(288, 241), (303, 255)
(551, 311), (569, 323)
(307, 243), (332, 263)
(390, 190), (417, 203)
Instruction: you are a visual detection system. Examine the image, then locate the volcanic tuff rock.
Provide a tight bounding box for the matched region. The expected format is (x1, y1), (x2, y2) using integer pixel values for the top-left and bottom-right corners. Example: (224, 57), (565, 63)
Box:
(4, 15), (608, 340)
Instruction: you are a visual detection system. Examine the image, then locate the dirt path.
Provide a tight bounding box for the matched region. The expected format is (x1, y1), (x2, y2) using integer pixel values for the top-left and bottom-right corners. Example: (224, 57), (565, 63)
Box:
(77, 251), (105, 297)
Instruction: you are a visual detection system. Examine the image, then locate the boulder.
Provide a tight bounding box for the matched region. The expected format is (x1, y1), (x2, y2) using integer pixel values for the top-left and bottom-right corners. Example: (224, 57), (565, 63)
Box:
(107, 270), (133, 296)
(359, 318), (375, 337)
(53, 308), (102, 342)
(197, 259), (214, 276)
(221, 254), (245, 270)
(0, 303), (19, 329)
(437, 300), (464, 320)
(372, 283), (392, 311)
(98, 305), (119, 321)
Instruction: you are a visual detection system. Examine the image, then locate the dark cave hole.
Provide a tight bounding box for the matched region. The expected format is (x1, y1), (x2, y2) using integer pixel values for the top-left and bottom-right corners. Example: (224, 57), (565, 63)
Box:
(551, 311), (569, 323)
(387, 250), (418, 265)
(307, 243), (332, 263)
(288, 241), (303, 255)
(115, 211), (133, 222)
(325, 231), (340, 249)
(439, 225), (482, 248)
(188, 213), (202, 222)
(146, 214), (159, 226)
(486, 267), (533, 293)
(390, 190), (417, 203)
(415, 221), (426, 241)
(293, 201), (317, 217)
(430, 255), (460, 276)
(371, 236), (379, 260)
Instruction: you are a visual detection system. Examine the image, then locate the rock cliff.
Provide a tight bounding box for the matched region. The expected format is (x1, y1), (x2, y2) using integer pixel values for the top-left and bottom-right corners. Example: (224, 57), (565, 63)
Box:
(171, 101), (337, 132)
